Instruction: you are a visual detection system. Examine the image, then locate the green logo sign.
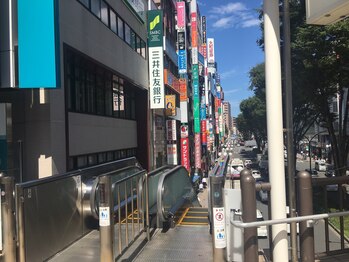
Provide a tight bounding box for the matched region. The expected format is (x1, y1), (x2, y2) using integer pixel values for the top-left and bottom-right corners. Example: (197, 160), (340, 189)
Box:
(148, 10), (163, 47)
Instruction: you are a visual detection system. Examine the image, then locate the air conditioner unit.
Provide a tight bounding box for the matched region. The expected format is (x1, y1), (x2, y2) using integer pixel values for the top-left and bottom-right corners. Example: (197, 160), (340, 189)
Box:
(306, 0), (349, 25)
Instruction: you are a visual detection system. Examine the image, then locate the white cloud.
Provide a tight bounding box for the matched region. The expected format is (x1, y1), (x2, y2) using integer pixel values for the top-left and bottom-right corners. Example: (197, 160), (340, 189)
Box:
(220, 69), (237, 79)
(211, 3), (246, 15)
(224, 89), (240, 94)
(212, 17), (235, 29)
(210, 2), (260, 30)
(241, 19), (260, 28)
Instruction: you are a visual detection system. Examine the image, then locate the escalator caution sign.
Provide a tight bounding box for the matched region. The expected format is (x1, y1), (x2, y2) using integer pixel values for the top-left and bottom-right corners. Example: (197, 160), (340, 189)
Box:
(99, 207), (110, 227)
(213, 207), (226, 248)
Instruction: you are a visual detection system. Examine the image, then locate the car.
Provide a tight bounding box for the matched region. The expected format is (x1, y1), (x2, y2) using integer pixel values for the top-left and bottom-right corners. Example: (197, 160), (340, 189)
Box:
(305, 169), (318, 177)
(315, 160), (327, 171)
(325, 165), (335, 177)
(258, 189), (268, 202)
(234, 209), (267, 238)
(286, 206), (299, 234)
(256, 209), (268, 238)
(244, 159), (253, 167)
(252, 170), (262, 180)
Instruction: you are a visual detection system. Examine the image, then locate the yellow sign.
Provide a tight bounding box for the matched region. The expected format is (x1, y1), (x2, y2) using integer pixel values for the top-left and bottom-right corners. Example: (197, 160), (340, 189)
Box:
(165, 95), (176, 116)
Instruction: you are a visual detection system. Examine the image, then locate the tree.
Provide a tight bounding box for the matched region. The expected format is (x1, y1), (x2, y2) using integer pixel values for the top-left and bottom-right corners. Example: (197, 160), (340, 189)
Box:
(237, 96), (267, 150)
(292, 16), (349, 175)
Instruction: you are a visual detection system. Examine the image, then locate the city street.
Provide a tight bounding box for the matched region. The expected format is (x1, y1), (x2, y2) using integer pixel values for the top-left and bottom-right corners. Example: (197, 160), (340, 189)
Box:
(226, 144), (348, 259)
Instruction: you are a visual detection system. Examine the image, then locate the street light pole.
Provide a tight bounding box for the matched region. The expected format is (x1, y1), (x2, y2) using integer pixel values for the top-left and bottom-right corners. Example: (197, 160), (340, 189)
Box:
(304, 131), (326, 171)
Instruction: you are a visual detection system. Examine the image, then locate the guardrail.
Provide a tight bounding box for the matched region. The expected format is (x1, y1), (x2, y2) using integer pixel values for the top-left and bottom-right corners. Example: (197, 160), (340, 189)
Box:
(99, 169), (147, 261)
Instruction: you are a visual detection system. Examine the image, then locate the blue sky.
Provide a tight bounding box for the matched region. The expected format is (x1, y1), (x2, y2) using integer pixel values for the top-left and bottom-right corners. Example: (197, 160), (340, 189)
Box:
(198, 1), (265, 117)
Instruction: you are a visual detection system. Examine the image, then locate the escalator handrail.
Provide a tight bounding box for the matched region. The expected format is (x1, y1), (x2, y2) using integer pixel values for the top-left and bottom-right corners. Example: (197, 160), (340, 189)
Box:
(157, 165), (191, 222)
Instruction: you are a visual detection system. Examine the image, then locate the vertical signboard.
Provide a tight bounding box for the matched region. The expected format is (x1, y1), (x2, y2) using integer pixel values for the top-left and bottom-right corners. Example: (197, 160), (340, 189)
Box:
(180, 79), (187, 101)
(165, 95), (176, 116)
(167, 144), (178, 165)
(166, 120), (177, 141)
(18, 0), (60, 88)
(148, 10), (164, 109)
(207, 38), (215, 64)
(176, 1), (186, 28)
(178, 31), (187, 74)
(194, 134), (201, 169)
(181, 138), (190, 171)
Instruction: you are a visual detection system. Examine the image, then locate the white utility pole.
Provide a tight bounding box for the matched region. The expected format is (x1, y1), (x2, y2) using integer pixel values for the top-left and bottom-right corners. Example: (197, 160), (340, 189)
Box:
(264, 0), (289, 261)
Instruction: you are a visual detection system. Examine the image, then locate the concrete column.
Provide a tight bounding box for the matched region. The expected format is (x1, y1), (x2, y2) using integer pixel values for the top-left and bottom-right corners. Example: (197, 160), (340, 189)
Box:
(263, 0), (289, 261)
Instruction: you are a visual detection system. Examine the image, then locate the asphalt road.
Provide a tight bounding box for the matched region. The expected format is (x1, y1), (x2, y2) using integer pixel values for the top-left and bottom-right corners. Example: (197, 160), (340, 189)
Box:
(227, 145), (348, 260)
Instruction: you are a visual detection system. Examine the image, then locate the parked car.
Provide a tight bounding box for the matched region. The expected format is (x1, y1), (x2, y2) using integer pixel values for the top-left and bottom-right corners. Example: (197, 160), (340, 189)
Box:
(252, 170), (262, 181)
(315, 160), (327, 171)
(305, 169), (318, 177)
(256, 209), (268, 238)
(234, 209), (267, 238)
(244, 159), (253, 168)
(258, 189), (268, 202)
(286, 206), (299, 234)
(325, 164), (335, 177)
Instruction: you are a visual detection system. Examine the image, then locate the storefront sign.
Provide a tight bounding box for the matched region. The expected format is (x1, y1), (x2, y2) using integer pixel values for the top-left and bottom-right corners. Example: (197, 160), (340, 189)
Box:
(165, 95), (176, 116)
(176, 1), (186, 28)
(194, 134), (201, 169)
(181, 138), (190, 171)
(167, 144), (178, 165)
(207, 38), (215, 64)
(181, 124), (188, 138)
(179, 79), (187, 101)
(166, 120), (177, 141)
(149, 47), (164, 108)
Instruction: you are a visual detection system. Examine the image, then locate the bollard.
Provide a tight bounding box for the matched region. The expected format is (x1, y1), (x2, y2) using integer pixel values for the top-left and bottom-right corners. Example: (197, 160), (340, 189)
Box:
(298, 171), (314, 261)
(240, 169), (258, 262)
(99, 175), (114, 262)
(0, 174), (16, 262)
(209, 175), (226, 261)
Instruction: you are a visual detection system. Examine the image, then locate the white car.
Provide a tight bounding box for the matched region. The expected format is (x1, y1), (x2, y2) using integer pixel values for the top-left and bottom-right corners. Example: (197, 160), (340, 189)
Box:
(234, 209), (267, 238)
(286, 206), (299, 234)
(252, 170), (262, 180)
(257, 209), (268, 238)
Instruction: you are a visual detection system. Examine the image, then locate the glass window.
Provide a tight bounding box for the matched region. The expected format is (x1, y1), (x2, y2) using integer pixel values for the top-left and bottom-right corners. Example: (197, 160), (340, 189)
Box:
(136, 37), (141, 55)
(101, 1), (109, 26)
(141, 40), (146, 58)
(96, 70), (105, 115)
(124, 24), (131, 45)
(119, 85), (125, 118)
(77, 156), (88, 168)
(110, 10), (117, 33)
(131, 31), (136, 50)
(105, 72), (113, 116)
(117, 17), (124, 39)
(91, 0), (101, 18)
(79, 0), (89, 8)
(98, 152), (106, 163)
(88, 154), (97, 166)
(107, 151), (114, 161)
(86, 70), (96, 114)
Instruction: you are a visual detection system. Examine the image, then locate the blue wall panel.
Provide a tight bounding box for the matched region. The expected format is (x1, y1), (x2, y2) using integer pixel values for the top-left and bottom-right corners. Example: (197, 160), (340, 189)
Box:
(18, 0), (60, 88)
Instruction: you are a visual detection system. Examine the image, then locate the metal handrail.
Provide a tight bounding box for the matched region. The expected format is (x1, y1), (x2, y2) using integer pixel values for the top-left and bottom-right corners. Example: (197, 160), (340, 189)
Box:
(231, 210), (349, 229)
(157, 165), (186, 222)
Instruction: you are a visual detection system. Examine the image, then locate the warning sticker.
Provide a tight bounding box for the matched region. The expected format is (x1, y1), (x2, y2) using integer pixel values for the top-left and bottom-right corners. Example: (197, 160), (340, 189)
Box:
(213, 207), (226, 248)
(99, 207), (110, 227)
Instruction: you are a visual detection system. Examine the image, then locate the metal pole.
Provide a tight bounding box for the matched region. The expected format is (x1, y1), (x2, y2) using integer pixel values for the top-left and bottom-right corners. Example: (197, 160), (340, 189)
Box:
(99, 176), (114, 262)
(283, 0), (298, 260)
(264, 0), (289, 260)
(240, 169), (258, 262)
(0, 174), (16, 262)
(298, 171), (314, 261)
(209, 175), (225, 262)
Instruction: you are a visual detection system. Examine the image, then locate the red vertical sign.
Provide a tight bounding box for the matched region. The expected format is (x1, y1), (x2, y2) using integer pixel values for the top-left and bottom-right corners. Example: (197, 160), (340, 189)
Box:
(181, 138), (190, 171)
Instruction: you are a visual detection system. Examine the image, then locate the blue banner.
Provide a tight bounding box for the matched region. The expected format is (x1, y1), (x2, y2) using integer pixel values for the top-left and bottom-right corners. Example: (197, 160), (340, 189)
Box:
(178, 50), (187, 74)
